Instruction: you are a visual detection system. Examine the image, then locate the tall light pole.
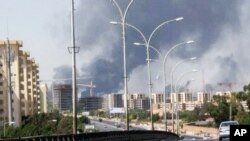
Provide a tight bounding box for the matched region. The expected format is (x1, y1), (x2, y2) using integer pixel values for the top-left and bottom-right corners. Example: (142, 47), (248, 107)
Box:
(145, 17), (184, 130)
(133, 41), (194, 131)
(162, 41), (194, 131)
(170, 57), (196, 131)
(69, 0), (79, 134)
(110, 0), (134, 131)
(111, 17), (184, 131)
(174, 69), (198, 135)
(127, 17), (184, 130)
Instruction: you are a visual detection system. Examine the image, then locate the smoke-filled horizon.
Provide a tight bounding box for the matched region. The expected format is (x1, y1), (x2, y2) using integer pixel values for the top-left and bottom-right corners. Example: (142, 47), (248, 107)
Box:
(53, 0), (250, 95)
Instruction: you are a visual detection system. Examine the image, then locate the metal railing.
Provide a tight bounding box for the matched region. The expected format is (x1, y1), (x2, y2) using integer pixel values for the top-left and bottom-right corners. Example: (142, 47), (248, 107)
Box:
(0, 131), (180, 141)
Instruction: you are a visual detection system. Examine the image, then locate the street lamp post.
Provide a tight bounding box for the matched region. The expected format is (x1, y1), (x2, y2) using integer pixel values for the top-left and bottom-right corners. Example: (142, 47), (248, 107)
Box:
(170, 57), (196, 131)
(174, 69), (198, 135)
(110, 0), (134, 131)
(162, 41), (194, 131)
(134, 41), (194, 131)
(69, 0), (79, 134)
(111, 17), (184, 131)
(131, 17), (184, 130)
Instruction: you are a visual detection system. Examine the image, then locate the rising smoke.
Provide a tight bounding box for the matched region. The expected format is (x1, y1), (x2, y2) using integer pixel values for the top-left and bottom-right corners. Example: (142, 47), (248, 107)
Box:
(53, 0), (250, 95)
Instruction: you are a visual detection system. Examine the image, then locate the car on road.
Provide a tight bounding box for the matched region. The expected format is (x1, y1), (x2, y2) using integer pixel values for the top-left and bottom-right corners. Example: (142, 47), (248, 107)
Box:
(219, 121), (239, 140)
(115, 123), (121, 128)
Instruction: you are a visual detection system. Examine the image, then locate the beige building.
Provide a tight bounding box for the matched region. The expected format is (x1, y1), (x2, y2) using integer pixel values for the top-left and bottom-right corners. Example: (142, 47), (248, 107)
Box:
(39, 83), (48, 113)
(0, 40), (40, 127)
(197, 92), (211, 104)
(171, 92), (192, 103)
(102, 93), (123, 112)
(152, 93), (163, 104)
(215, 91), (231, 97)
(128, 93), (149, 110)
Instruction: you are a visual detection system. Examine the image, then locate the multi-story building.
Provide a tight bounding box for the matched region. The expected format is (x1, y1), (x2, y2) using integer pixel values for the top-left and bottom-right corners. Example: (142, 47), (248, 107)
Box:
(197, 92), (211, 104)
(128, 93), (150, 110)
(39, 83), (48, 113)
(152, 93), (163, 104)
(171, 92), (192, 103)
(78, 96), (102, 111)
(215, 91), (231, 97)
(52, 84), (73, 112)
(0, 40), (40, 127)
(102, 93), (123, 112)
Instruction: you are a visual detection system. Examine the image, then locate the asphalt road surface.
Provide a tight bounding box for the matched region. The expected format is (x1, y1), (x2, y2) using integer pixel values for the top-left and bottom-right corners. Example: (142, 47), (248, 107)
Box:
(90, 119), (224, 141)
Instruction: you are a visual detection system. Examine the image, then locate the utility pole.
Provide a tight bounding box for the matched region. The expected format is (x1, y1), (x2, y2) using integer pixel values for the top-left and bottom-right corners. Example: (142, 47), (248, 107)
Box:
(68, 0), (79, 134)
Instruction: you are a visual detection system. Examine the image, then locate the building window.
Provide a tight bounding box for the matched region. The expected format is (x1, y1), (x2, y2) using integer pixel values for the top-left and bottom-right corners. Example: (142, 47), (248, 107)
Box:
(0, 82), (3, 86)
(0, 91), (3, 95)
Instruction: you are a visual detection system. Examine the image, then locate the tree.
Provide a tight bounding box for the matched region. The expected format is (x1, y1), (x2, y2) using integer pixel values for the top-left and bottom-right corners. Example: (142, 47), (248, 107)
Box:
(152, 113), (160, 122)
(0, 111), (90, 137)
(206, 95), (239, 126)
(240, 83), (250, 109)
(235, 111), (250, 124)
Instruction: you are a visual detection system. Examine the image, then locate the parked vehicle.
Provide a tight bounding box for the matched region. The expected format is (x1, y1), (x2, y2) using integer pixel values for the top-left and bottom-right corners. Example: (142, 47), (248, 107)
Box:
(219, 121), (239, 140)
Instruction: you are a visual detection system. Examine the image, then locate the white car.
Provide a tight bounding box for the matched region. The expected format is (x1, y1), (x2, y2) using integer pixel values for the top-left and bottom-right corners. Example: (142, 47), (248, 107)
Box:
(219, 121), (239, 140)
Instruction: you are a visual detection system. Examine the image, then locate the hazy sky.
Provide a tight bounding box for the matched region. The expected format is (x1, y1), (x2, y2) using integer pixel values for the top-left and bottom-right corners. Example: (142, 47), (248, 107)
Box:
(1, 0), (250, 95)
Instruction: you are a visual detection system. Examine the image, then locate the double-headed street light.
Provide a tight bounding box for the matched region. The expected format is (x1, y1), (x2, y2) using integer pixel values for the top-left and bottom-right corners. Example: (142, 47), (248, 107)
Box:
(110, 0), (134, 131)
(162, 41), (194, 131)
(112, 17), (183, 130)
(133, 41), (194, 131)
(174, 69), (199, 135)
(170, 57), (196, 131)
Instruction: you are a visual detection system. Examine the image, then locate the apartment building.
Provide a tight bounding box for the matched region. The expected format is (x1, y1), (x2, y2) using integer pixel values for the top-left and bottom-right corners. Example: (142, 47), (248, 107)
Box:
(52, 84), (72, 112)
(128, 93), (150, 110)
(152, 93), (163, 104)
(102, 93), (123, 112)
(78, 96), (102, 111)
(171, 92), (192, 103)
(197, 92), (211, 104)
(39, 83), (48, 113)
(215, 91), (231, 97)
(0, 40), (40, 127)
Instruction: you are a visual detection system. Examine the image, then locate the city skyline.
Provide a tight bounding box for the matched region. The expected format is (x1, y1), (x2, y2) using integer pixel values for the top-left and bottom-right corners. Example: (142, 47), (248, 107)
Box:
(0, 0), (250, 95)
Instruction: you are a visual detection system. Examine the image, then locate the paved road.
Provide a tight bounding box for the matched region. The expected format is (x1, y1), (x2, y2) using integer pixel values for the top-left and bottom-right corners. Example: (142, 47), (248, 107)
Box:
(91, 120), (123, 132)
(91, 119), (224, 141)
(91, 118), (147, 131)
(181, 135), (217, 141)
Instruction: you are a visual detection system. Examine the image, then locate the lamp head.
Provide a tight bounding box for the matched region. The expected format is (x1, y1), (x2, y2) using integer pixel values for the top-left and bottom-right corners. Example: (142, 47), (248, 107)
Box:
(133, 42), (143, 46)
(190, 57), (197, 60)
(110, 21), (118, 25)
(175, 17), (184, 21)
(186, 40), (194, 44)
